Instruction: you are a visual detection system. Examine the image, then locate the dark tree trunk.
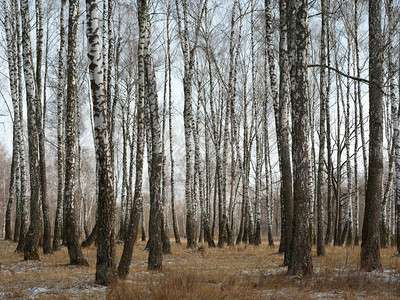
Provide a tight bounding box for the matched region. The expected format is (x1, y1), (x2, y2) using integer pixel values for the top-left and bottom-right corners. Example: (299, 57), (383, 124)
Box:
(360, 0), (383, 272)
(5, 149), (16, 241)
(278, 0), (293, 263)
(287, 0), (313, 276)
(64, 0), (88, 267)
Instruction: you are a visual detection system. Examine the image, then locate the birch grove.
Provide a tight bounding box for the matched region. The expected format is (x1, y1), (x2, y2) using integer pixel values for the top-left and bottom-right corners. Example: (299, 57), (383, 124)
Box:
(1, 0), (400, 288)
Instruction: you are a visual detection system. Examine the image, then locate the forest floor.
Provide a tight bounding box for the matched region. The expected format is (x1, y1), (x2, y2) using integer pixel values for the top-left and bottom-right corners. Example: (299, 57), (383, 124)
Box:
(0, 238), (399, 299)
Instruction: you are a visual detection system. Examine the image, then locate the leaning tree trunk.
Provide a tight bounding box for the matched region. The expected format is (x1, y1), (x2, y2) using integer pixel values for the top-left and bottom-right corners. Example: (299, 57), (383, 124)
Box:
(287, 0), (313, 276)
(119, 103), (128, 241)
(140, 0), (163, 271)
(117, 14), (146, 277)
(360, 0), (383, 272)
(86, 0), (117, 285)
(160, 14), (171, 254)
(166, 0), (180, 244)
(5, 151), (16, 241)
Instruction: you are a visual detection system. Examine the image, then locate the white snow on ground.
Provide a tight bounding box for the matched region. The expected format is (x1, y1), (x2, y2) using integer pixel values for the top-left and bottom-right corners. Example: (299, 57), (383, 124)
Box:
(19, 284), (107, 299)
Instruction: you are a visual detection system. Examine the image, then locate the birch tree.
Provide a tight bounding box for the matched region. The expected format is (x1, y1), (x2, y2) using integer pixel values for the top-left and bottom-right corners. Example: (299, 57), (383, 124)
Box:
(34, 0), (52, 255)
(14, 0), (27, 250)
(360, 0), (383, 271)
(276, 0), (293, 262)
(86, 0), (117, 284)
(387, 0), (400, 255)
(139, 0), (163, 270)
(53, 0), (66, 252)
(174, 0), (207, 248)
(167, 0), (180, 244)
(251, 0), (261, 246)
(117, 12), (145, 278)
(316, 0), (327, 255)
(20, 0), (42, 261)
(4, 0), (20, 242)
(287, 0), (313, 276)
(64, 0), (88, 267)
(263, 0), (290, 252)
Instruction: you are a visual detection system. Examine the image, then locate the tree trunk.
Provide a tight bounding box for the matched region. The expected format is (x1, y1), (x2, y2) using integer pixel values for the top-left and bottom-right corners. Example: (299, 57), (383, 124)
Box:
(316, 0), (327, 256)
(167, 1), (180, 245)
(360, 0), (383, 272)
(14, 0), (27, 249)
(250, 0), (261, 246)
(324, 1), (333, 247)
(384, 0), (397, 250)
(53, 0), (66, 252)
(276, 0), (293, 264)
(4, 0), (19, 241)
(341, 44), (353, 247)
(389, 0), (400, 255)
(20, 0), (41, 261)
(117, 46), (145, 278)
(263, 1), (274, 245)
(174, 0), (206, 249)
(86, 0), (117, 284)
(139, 0), (163, 271)
(287, 0), (313, 276)
(64, 0), (88, 267)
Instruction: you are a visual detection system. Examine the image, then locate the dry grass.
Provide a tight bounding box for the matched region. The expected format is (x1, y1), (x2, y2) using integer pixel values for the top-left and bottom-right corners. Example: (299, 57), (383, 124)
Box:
(0, 238), (399, 299)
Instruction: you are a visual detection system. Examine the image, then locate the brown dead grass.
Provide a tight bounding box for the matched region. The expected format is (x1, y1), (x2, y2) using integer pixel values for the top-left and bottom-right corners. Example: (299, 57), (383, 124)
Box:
(0, 238), (399, 299)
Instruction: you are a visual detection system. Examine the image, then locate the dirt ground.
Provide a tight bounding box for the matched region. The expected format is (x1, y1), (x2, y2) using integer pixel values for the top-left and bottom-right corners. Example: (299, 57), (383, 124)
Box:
(0, 238), (399, 299)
